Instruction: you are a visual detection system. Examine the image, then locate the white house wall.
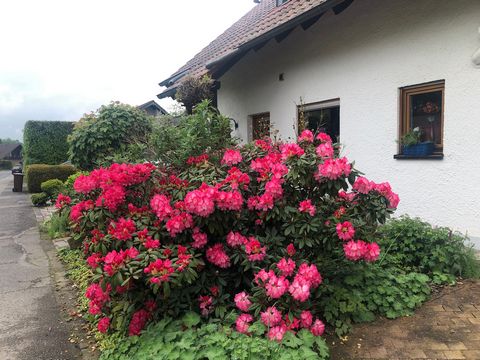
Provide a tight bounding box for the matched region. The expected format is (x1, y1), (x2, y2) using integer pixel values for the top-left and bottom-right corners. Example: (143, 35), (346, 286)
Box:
(217, 0), (480, 240)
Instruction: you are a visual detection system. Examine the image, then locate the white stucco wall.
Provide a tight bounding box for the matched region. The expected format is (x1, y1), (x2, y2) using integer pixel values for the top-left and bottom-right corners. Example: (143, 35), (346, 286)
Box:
(217, 0), (480, 240)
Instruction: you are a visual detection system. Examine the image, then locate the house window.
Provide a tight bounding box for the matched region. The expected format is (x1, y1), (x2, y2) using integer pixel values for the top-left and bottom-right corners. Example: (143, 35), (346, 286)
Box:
(299, 99), (340, 143)
(399, 81), (444, 157)
(276, 0), (289, 6)
(250, 112), (270, 141)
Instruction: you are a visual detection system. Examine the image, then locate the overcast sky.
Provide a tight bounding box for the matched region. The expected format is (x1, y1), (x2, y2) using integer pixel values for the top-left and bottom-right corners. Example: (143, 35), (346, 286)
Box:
(0, 0), (255, 140)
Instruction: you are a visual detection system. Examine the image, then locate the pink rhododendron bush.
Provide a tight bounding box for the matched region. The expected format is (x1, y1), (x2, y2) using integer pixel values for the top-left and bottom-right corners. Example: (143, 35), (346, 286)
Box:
(59, 130), (399, 341)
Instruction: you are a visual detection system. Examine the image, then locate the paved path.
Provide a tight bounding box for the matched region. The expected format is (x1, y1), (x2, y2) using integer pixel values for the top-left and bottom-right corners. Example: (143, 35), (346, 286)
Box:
(330, 280), (480, 359)
(0, 171), (81, 360)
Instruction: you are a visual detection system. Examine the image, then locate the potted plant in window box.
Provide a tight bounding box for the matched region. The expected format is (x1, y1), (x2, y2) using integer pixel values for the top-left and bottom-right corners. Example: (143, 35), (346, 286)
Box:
(400, 127), (434, 156)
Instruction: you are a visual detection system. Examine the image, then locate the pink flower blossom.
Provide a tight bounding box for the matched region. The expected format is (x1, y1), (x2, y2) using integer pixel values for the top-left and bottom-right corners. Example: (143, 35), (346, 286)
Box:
(129, 309), (150, 336)
(109, 218), (136, 241)
(289, 277), (311, 302)
(364, 242), (381, 262)
(184, 184), (216, 217)
(316, 132), (332, 144)
(297, 263), (322, 288)
(265, 178), (283, 199)
(73, 174), (98, 194)
(198, 295), (214, 316)
(300, 310), (313, 328)
(150, 194), (173, 221)
(317, 157), (351, 180)
(311, 319), (325, 336)
(260, 306), (282, 327)
(298, 199), (316, 216)
(338, 191), (356, 202)
(280, 143), (305, 161)
(192, 228), (208, 249)
(234, 292), (252, 312)
(316, 142), (334, 158)
(95, 185), (125, 211)
(254, 269), (275, 285)
(277, 258), (296, 277)
(86, 253), (103, 269)
(353, 176), (373, 194)
(245, 237), (266, 262)
(268, 324), (287, 342)
(55, 193), (71, 209)
(144, 238), (160, 249)
(97, 317), (110, 333)
(226, 231), (247, 247)
(265, 275), (290, 299)
(336, 221), (355, 241)
(144, 259), (174, 284)
(165, 212), (193, 237)
(343, 240), (367, 261)
(215, 190), (243, 211)
(206, 244), (231, 268)
(286, 243), (296, 256)
(236, 313), (253, 334)
(298, 129), (314, 143)
(221, 149), (243, 166)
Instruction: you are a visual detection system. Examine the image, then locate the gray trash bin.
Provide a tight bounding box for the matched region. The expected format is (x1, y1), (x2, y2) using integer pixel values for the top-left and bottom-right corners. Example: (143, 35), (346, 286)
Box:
(12, 173), (24, 192)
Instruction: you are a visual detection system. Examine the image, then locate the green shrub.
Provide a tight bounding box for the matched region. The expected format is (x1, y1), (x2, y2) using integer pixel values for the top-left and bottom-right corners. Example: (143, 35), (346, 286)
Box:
(68, 102), (152, 170)
(31, 192), (49, 206)
(99, 317), (329, 360)
(379, 216), (480, 279)
(47, 211), (70, 239)
(23, 120), (74, 166)
(317, 264), (430, 336)
(26, 164), (76, 193)
(0, 160), (13, 170)
(41, 179), (65, 197)
(150, 100), (235, 167)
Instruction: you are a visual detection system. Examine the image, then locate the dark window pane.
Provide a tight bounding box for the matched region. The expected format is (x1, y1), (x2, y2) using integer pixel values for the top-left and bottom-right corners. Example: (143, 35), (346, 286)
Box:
(252, 113), (270, 140)
(305, 106), (340, 143)
(409, 91), (442, 145)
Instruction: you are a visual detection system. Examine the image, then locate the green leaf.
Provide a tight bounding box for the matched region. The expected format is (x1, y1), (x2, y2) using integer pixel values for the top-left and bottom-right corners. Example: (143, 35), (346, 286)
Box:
(182, 311), (201, 328)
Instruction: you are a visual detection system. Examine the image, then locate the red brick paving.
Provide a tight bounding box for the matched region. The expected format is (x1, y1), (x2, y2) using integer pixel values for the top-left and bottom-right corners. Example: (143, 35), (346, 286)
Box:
(329, 280), (480, 359)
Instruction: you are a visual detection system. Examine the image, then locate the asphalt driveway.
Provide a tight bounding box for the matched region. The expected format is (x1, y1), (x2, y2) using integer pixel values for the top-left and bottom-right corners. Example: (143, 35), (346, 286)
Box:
(0, 171), (81, 359)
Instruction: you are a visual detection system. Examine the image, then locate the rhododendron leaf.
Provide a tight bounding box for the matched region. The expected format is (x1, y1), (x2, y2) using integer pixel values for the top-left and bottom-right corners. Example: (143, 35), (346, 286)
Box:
(182, 312), (200, 328)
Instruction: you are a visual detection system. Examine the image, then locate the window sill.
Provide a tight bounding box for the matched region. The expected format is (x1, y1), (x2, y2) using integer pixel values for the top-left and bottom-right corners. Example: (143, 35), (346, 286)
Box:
(393, 154), (444, 160)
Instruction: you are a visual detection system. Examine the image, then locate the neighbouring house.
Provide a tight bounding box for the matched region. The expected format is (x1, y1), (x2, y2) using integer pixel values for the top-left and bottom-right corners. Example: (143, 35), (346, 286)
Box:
(0, 143), (22, 162)
(158, 0), (480, 243)
(137, 100), (168, 117)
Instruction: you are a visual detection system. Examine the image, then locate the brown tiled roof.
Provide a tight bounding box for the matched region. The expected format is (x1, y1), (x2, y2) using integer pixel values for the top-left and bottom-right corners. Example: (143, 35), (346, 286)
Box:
(158, 0), (339, 98)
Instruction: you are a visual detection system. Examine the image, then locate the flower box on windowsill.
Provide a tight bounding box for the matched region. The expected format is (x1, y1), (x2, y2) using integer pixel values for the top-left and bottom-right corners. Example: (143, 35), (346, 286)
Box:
(402, 142), (434, 156)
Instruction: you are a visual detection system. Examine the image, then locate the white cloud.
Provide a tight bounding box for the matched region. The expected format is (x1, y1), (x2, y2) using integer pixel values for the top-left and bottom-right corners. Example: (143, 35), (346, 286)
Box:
(0, 0), (255, 140)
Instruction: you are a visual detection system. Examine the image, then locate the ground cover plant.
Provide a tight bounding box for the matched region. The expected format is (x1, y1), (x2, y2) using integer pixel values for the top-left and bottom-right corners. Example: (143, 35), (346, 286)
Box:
(55, 129), (402, 349)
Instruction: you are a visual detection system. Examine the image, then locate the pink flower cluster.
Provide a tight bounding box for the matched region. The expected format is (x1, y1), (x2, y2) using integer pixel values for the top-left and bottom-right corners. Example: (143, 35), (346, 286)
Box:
(343, 240), (380, 262)
(317, 157), (351, 180)
(85, 283), (110, 315)
(221, 149), (242, 166)
(73, 163), (155, 212)
(55, 193), (71, 209)
(144, 259), (175, 284)
(206, 244), (231, 268)
(298, 199), (316, 216)
(353, 177), (400, 208)
(103, 247), (139, 276)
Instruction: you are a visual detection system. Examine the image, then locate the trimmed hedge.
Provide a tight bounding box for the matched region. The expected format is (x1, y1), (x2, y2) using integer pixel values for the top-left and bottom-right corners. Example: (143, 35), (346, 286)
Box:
(23, 121), (74, 166)
(26, 164), (76, 193)
(0, 160), (13, 170)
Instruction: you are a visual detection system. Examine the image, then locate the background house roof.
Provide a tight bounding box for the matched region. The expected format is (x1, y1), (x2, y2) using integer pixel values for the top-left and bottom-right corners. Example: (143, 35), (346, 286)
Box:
(137, 100), (168, 115)
(158, 0), (352, 99)
(0, 143), (22, 160)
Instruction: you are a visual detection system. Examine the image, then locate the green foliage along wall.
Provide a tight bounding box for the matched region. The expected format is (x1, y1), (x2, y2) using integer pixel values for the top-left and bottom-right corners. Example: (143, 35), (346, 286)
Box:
(23, 121), (74, 166)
